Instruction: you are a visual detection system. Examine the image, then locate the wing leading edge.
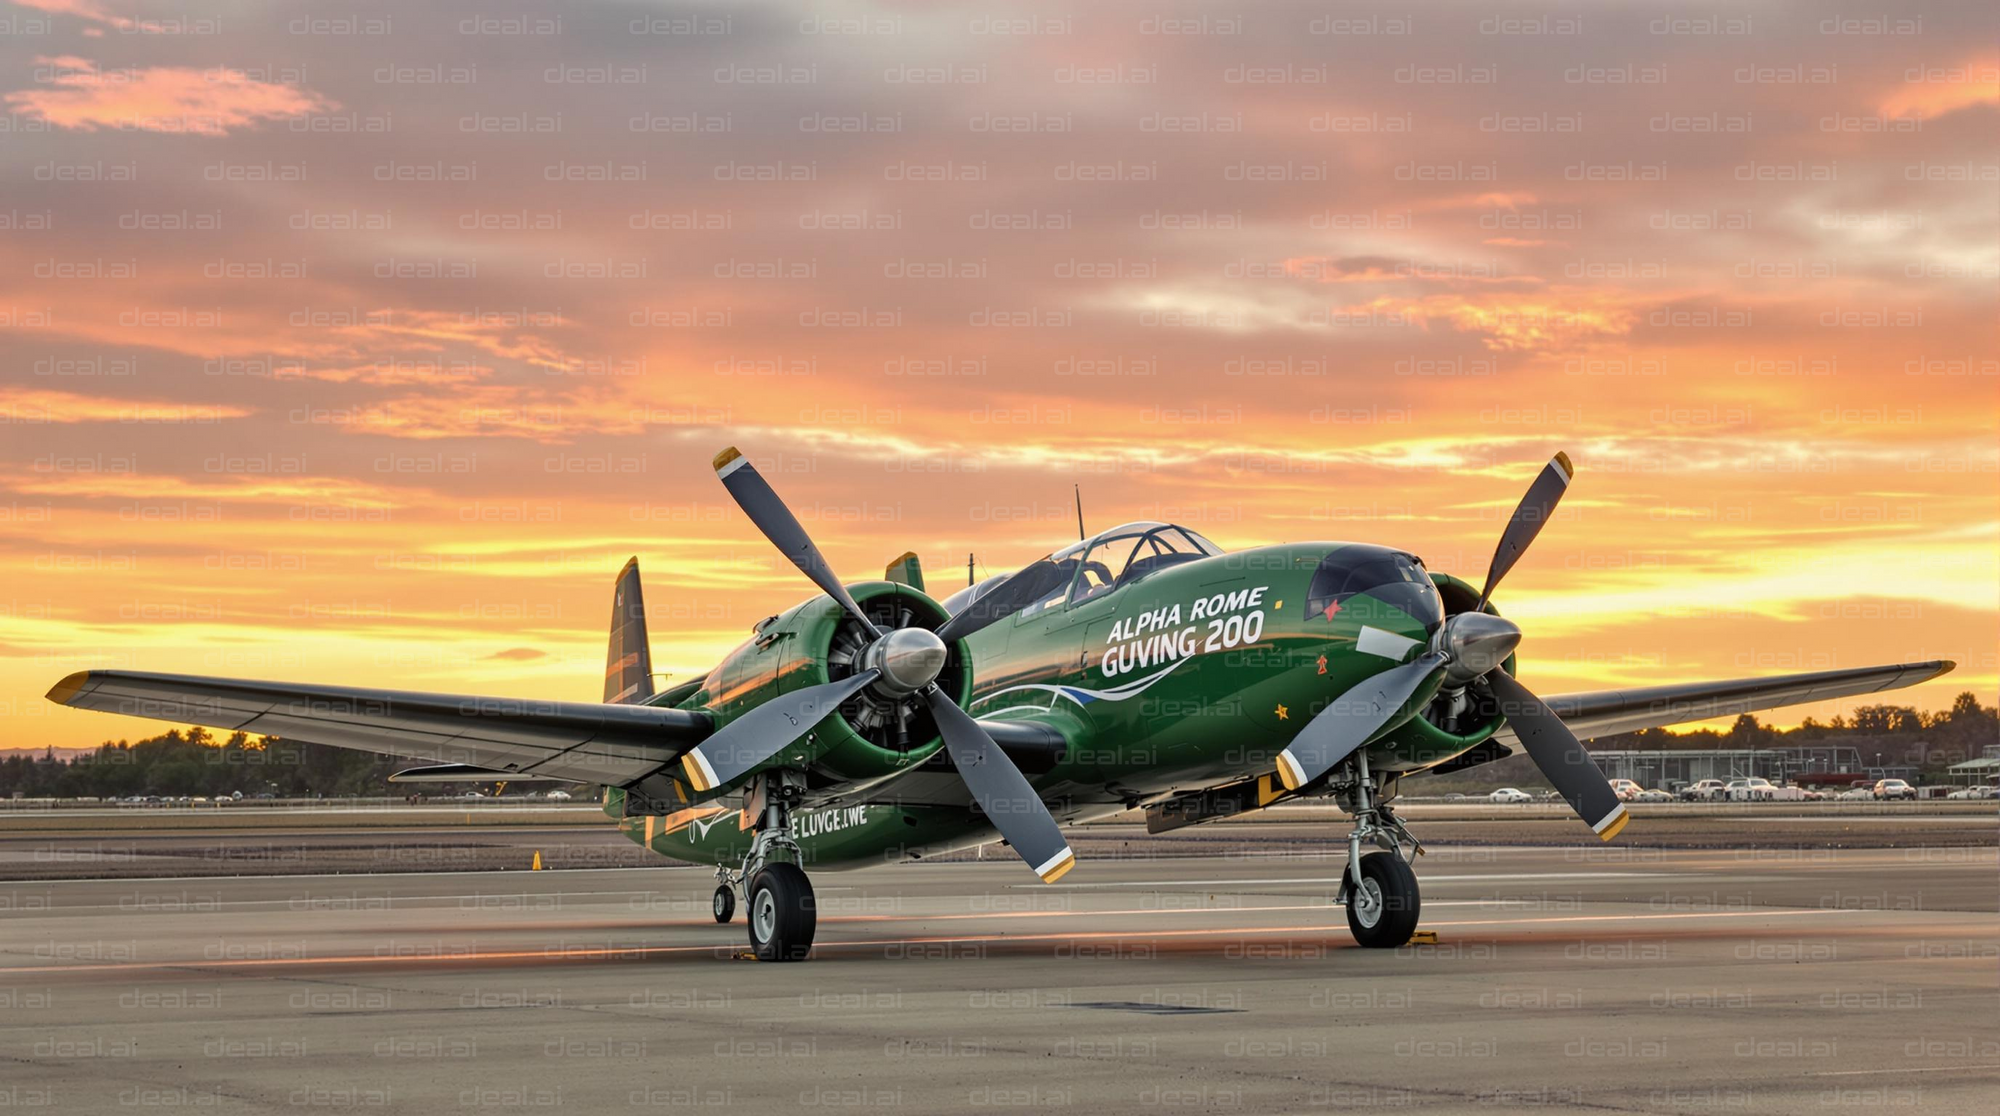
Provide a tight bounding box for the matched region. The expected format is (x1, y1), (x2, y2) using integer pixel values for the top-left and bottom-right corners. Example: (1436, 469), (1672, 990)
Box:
(46, 670), (712, 786)
(1505, 660), (1955, 743)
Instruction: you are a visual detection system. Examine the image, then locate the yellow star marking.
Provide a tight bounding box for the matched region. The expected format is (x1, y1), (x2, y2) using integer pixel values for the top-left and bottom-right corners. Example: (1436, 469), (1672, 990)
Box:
(1275, 704), (1289, 721)
(1274, 600), (1283, 610)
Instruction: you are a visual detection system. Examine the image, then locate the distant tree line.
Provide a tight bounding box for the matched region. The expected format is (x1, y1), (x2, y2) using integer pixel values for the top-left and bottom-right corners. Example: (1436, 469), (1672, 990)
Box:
(1, 728), (402, 800)
(1614, 691), (1997, 774)
(4, 693), (1993, 799)
(1426, 691), (1997, 792)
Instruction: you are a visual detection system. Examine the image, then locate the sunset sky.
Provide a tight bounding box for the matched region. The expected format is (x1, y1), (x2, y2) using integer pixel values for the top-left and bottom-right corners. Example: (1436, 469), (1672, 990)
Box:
(3, 1), (1994, 753)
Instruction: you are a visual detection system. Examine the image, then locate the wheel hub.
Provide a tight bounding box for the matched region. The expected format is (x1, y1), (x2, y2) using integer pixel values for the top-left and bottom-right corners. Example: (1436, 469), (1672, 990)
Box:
(753, 889), (778, 940)
(1352, 878), (1384, 928)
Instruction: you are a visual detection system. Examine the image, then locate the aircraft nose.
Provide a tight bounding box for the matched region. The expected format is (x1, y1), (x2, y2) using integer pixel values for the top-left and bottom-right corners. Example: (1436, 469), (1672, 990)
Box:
(1439, 611), (1522, 685)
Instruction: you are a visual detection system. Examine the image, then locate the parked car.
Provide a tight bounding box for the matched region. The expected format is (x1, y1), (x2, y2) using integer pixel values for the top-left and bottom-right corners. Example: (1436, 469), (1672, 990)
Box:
(1609, 779), (1643, 802)
(1945, 786), (1998, 800)
(545, 790), (573, 801)
(1725, 777), (1776, 801)
(1681, 779), (1728, 802)
(1636, 788), (1674, 803)
(1442, 792), (1466, 802)
(1872, 778), (1916, 801)
(1489, 787), (1534, 804)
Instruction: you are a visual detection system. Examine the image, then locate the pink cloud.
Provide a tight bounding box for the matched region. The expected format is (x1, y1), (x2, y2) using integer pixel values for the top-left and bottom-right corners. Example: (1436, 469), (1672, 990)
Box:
(10, 0), (134, 30)
(4, 56), (333, 136)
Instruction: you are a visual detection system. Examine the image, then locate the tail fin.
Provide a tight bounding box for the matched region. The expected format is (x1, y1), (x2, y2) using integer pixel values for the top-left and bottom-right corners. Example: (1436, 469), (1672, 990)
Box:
(885, 551), (925, 592)
(604, 557), (655, 704)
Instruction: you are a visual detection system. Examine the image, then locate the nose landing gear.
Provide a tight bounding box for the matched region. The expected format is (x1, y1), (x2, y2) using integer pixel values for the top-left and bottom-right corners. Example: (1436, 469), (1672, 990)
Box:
(1334, 749), (1423, 948)
(711, 868), (738, 924)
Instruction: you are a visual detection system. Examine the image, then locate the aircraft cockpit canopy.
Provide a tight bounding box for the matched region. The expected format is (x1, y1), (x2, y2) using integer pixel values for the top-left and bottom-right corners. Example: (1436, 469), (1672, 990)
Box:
(938, 521), (1226, 618)
(1305, 545), (1444, 634)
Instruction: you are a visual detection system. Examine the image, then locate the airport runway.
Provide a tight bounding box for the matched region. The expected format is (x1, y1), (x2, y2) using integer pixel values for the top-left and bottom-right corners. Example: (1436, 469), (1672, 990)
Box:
(4, 846), (1996, 1113)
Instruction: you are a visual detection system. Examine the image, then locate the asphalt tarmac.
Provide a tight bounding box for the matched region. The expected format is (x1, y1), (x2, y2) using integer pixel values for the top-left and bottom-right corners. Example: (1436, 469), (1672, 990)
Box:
(3, 802), (1992, 881)
(4, 844), (1995, 1114)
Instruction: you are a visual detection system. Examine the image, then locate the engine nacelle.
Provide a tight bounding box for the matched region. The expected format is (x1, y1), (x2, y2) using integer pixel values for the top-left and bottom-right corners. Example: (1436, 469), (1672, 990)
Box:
(677, 581), (971, 796)
(1371, 571), (1514, 771)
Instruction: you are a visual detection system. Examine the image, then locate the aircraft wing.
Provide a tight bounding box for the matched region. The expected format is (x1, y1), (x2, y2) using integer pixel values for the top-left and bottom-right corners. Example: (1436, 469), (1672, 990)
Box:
(45, 670), (712, 786)
(1503, 660), (1955, 742)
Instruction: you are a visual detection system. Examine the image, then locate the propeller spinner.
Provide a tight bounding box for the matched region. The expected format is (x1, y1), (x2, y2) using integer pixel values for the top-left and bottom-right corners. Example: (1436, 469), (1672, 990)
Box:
(678, 448), (1076, 883)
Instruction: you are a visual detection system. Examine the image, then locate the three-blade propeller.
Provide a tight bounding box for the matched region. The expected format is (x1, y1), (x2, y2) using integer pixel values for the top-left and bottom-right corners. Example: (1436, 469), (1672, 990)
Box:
(679, 448), (1075, 882)
(1273, 452), (1627, 840)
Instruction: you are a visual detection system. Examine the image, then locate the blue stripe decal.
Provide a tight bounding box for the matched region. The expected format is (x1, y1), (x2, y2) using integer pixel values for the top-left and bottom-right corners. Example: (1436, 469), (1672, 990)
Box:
(978, 660), (1185, 711)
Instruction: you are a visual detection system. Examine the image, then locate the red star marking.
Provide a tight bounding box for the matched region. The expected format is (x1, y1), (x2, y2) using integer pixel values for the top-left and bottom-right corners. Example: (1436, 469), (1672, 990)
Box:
(1315, 654), (1328, 676)
(1322, 600), (1342, 621)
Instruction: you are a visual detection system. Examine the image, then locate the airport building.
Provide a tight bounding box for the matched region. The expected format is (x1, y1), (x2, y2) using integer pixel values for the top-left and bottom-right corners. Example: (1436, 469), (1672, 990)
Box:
(1589, 744), (1897, 789)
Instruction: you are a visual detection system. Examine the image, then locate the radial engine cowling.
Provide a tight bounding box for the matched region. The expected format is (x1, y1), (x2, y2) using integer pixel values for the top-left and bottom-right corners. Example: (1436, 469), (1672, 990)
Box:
(679, 581), (970, 794)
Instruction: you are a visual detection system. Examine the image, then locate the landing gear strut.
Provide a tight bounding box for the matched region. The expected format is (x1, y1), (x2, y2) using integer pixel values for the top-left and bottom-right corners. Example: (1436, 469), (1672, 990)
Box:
(1335, 750), (1422, 948)
(738, 772), (816, 961)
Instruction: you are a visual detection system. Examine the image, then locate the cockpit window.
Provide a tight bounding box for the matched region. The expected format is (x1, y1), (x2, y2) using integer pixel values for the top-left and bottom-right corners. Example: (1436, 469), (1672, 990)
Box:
(976, 522), (1227, 622)
(1306, 547), (1443, 632)
(1070, 523), (1222, 604)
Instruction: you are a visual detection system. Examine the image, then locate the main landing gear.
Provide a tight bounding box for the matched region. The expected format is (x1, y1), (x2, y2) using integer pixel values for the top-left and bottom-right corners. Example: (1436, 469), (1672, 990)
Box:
(736, 774), (816, 962)
(1335, 749), (1424, 948)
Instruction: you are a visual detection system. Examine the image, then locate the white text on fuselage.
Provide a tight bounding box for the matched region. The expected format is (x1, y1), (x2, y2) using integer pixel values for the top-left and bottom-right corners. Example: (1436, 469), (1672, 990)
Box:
(1100, 586), (1268, 679)
(793, 806), (870, 841)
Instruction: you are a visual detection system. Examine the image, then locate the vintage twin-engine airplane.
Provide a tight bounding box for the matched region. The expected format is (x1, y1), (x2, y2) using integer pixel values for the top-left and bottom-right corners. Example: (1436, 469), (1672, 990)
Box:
(48, 448), (1952, 961)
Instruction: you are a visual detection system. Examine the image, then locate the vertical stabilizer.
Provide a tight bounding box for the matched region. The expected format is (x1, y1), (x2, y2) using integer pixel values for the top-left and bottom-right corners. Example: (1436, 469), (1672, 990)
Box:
(604, 557), (655, 704)
(885, 551), (925, 592)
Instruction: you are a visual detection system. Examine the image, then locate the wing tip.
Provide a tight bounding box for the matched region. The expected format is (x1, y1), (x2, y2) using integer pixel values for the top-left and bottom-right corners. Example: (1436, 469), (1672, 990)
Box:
(46, 671), (92, 706)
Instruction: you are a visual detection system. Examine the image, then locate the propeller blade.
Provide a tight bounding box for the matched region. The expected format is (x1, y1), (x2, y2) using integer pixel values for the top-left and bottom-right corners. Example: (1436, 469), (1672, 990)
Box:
(1275, 652), (1449, 791)
(679, 669), (880, 793)
(920, 686), (1074, 883)
(1476, 451), (1573, 611)
(933, 558), (1070, 644)
(1486, 670), (1628, 841)
(713, 447), (880, 637)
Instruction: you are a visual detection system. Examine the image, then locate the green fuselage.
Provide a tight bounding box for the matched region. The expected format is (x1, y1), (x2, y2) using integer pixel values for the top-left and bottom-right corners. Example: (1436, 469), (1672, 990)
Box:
(615, 542), (1504, 871)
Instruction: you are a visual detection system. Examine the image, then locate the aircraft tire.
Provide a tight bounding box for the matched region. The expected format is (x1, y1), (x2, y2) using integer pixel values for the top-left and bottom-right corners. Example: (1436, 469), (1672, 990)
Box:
(712, 884), (736, 924)
(1343, 851), (1420, 948)
(746, 862), (816, 961)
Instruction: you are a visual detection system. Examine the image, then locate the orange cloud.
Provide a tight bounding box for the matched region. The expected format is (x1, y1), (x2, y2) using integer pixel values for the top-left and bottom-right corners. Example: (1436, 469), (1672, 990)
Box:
(1372, 292), (1638, 353)
(4, 56), (333, 136)
(1878, 57), (2000, 119)
(0, 388), (251, 424)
